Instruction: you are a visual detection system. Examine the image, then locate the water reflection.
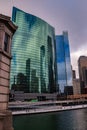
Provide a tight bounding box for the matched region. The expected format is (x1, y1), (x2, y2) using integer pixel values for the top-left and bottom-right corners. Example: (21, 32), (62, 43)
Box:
(13, 109), (87, 130)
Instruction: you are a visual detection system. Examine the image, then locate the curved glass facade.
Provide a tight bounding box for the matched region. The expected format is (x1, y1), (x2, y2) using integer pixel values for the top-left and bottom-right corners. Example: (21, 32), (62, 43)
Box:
(10, 7), (56, 93)
(56, 32), (72, 93)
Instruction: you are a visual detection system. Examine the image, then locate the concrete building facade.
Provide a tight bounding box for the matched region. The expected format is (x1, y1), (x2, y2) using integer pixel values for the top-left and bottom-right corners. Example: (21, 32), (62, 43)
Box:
(0, 14), (17, 130)
(73, 79), (81, 95)
(78, 56), (87, 94)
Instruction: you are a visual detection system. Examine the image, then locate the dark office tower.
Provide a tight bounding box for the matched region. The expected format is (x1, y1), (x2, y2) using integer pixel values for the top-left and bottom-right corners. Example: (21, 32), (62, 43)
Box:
(10, 7), (57, 93)
(40, 46), (46, 92)
(78, 56), (87, 94)
(47, 36), (55, 93)
(56, 32), (72, 94)
(26, 58), (30, 92)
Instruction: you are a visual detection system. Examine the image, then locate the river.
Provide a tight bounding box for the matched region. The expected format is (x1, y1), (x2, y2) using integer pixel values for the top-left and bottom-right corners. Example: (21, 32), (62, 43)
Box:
(13, 108), (87, 130)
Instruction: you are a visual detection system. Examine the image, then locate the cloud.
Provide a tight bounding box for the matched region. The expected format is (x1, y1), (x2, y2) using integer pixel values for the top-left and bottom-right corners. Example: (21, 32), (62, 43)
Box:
(71, 44), (87, 78)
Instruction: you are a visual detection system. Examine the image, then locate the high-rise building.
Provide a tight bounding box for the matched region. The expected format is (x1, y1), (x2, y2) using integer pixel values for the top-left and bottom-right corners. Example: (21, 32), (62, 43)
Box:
(73, 79), (81, 95)
(72, 69), (81, 95)
(56, 32), (72, 94)
(10, 7), (57, 93)
(78, 56), (87, 94)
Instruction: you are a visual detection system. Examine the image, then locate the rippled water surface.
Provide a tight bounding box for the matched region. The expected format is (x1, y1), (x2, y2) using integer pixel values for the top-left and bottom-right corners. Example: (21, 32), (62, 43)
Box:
(13, 109), (87, 130)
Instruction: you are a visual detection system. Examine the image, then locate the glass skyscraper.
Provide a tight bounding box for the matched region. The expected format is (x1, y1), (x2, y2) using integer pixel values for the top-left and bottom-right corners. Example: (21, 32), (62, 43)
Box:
(10, 7), (56, 93)
(56, 32), (72, 93)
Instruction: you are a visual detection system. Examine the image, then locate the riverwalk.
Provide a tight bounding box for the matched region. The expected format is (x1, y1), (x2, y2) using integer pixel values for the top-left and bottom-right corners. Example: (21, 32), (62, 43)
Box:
(12, 104), (87, 115)
(9, 101), (87, 115)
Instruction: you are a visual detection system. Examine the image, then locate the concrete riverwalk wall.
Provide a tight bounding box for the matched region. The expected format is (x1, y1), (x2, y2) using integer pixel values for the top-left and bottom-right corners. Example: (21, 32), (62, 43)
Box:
(11, 104), (87, 116)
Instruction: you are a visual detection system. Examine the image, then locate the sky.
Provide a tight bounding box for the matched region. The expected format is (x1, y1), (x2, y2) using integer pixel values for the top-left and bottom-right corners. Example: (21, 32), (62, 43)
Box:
(0, 0), (87, 78)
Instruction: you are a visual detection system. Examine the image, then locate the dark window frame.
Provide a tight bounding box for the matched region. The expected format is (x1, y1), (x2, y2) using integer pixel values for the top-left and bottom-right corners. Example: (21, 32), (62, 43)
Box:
(4, 33), (9, 52)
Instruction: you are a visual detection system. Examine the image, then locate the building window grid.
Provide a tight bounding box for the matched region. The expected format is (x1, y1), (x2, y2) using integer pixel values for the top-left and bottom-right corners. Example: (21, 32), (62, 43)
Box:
(10, 7), (56, 93)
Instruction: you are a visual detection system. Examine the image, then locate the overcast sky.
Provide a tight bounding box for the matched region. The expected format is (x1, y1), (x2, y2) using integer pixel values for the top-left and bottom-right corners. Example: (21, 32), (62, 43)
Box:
(1, 0), (87, 77)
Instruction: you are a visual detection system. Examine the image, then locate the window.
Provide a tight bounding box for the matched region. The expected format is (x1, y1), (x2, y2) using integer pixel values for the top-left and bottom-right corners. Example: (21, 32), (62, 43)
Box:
(4, 33), (9, 52)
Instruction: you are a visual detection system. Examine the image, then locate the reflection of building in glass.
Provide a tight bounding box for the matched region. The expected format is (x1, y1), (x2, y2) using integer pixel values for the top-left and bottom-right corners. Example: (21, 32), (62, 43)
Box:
(47, 36), (55, 93)
(40, 46), (46, 92)
(56, 32), (72, 93)
(78, 56), (87, 94)
(10, 7), (56, 93)
(12, 73), (28, 92)
(26, 58), (30, 92)
(31, 69), (39, 93)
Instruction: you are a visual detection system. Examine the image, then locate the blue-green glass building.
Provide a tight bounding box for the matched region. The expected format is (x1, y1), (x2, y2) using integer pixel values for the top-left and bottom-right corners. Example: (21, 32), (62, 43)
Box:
(10, 7), (57, 93)
(56, 32), (72, 93)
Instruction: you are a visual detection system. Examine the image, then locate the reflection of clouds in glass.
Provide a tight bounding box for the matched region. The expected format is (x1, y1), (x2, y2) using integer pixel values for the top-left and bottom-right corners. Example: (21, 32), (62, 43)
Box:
(65, 57), (72, 86)
(64, 36), (70, 58)
(10, 7), (56, 93)
(57, 63), (66, 80)
(56, 36), (65, 63)
(57, 59), (72, 87)
(12, 53), (16, 65)
(58, 80), (66, 93)
(56, 32), (72, 93)
(57, 62), (67, 93)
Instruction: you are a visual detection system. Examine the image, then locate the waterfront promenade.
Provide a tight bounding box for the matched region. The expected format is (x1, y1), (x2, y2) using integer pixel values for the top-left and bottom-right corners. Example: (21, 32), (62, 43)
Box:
(9, 99), (87, 115)
(11, 104), (87, 115)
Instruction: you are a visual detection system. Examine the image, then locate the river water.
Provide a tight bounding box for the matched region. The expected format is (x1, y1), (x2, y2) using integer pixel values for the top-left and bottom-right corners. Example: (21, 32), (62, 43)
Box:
(13, 108), (87, 130)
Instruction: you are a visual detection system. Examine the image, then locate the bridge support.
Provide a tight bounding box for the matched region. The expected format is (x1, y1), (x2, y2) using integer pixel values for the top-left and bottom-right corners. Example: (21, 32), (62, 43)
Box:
(0, 111), (14, 130)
